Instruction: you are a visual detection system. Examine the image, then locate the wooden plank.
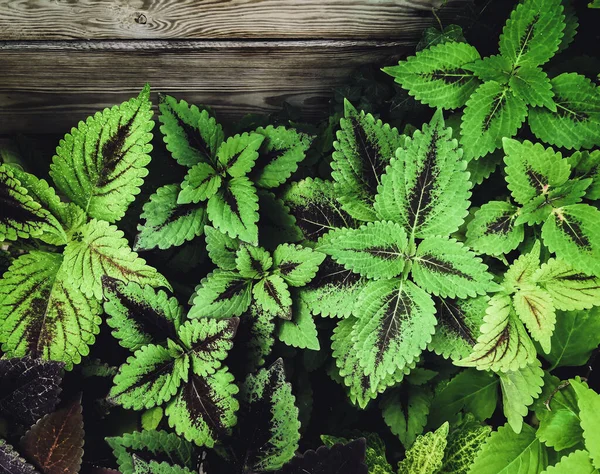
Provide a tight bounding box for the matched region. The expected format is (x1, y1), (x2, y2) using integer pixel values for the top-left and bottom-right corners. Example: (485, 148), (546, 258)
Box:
(0, 0), (469, 40)
(0, 40), (407, 135)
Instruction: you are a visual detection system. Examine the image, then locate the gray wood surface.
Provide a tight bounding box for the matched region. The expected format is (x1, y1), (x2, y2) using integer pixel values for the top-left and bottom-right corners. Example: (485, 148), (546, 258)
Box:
(0, 0), (468, 40)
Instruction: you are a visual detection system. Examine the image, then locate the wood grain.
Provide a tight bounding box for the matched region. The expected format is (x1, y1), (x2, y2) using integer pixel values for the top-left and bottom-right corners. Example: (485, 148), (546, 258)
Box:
(0, 40), (407, 135)
(0, 0), (470, 40)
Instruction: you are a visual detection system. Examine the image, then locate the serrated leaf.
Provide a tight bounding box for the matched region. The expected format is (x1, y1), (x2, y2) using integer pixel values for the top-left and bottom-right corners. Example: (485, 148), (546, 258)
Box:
(272, 243), (325, 288)
(317, 222), (408, 279)
(541, 450), (597, 474)
(571, 379), (600, 468)
(512, 285), (555, 353)
(504, 240), (541, 291)
(132, 457), (194, 474)
(380, 385), (432, 448)
(0, 439), (40, 474)
(141, 407), (164, 431)
(457, 294), (537, 372)
(256, 189), (302, 248)
(188, 270), (252, 319)
(178, 162), (222, 204)
(281, 178), (358, 242)
(529, 73), (600, 150)
(165, 369), (239, 447)
(503, 138), (570, 206)
(466, 149), (503, 186)
(411, 237), (495, 299)
(0, 251), (102, 369)
(542, 307), (600, 368)
(376, 109), (471, 238)
(440, 416), (492, 474)
(206, 177), (259, 245)
(253, 274), (292, 320)
(250, 126), (312, 189)
(204, 225), (239, 271)
(103, 277), (183, 352)
(0, 357), (63, 428)
(229, 305), (275, 374)
(136, 184), (206, 251)
(428, 295), (487, 361)
(397, 422), (449, 474)
(499, 361), (544, 434)
(509, 66), (556, 110)
(499, 0), (565, 67)
(277, 438), (368, 474)
(50, 86), (153, 222)
(216, 132), (264, 178)
(331, 101), (404, 221)
(106, 429), (195, 474)
(158, 94), (224, 167)
(235, 244), (272, 279)
(542, 204), (600, 276)
(567, 150), (600, 200)
(466, 201), (524, 256)
(383, 42), (481, 109)
(21, 398), (84, 474)
(277, 299), (320, 350)
(461, 81), (528, 160)
(465, 55), (512, 83)
(353, 279), (436, 390)
(416, 24), (466, 51)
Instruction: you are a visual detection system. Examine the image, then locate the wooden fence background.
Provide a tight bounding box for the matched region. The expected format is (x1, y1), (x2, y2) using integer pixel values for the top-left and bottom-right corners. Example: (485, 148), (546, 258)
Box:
(0, 0), (470, 135)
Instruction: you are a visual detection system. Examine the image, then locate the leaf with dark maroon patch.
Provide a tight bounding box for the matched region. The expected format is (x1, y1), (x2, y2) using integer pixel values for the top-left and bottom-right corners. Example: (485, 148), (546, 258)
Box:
(216, 132), (264, 178)
(331, 100), (405, 221)
(0, 251), (102, 370)
(272, 243), (325, 287)
(0, 357), (64, 428)
(204, 225), (240, 271)
(188, 270), (252, 319)
(281, 177), (358, 242)
(103, 277), (183, 352)
(250, 126), (312, 189)
(178, 163), (222, 205)
(253, 274), (292, 320)
(158, 94), (224, 167)
(136, 184), (207, 251)
(0, 439), (40, 474)
(376, 109), (472, 238)
(50, 85), (155, 223)
(466, 201), (525, 256)
(276, 438), (368, 474)
(20, 398), (84, 474)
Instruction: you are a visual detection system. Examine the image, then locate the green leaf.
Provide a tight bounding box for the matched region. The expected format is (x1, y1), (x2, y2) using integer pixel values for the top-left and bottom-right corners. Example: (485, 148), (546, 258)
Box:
(277, 299), (320, 350)
(188, 270), (252, 319)
(499, 0), (565, 67)
(103, 277), (183, 352)
(428, 295), (488, 362)
(466, 55), (512, 83)
(428, 369), (499, 427)
(353, 279), (436, 390)
(331, 100), (404, 221)
(281, 177), (358, 242)
(397, 422), (449, 474)
(571, 379), (600, 468)
(136, 184), (206, 251)
(317, 221), (408, 279)
(230, 305), (275, 374)
(457, 294), (537, 372)
(466, 201), (524, 256)
(529, 73), (600, 150)
(509, 66), (556, 110)
(375, 108), (472, 238)
(411, 237), (495, 299)
(157, 94), (224, 167)
(106, 429), (195, 474)
(235, 244), (272, 279)
(567, 150), (600, 200)
(178, 162), (222, 204)
(541, 450), (598, 474)
(204, 225), (239, 271)
(416, 24), (467, 51)
(503, 138), (570, 206)
(206, 177), (259, 245)
(460, 81), (528, 160)
(132, 458), (195, 474)
(504, 240), (541, 291)
(542, 204), (600, 276)
(383, 42), (481, 109)
(512, 285), (555, 353)
(50, 85), (154, 222)
(542, 307), (600, 368)
(557, 0), (579, 53)
(466, 150), (503, 186)
(216, 132), (264, 178)
(272, 243), (325, 287)
(141, 407), (164, 431)
(165, 369), (239, 447)
(63, 219), (171, 300)
(380, 385), (432, 448)
(469, 423), (548, 474)
(0, 164), (58, 242)
(499, 361), (544, 434)
(250, 126), (312, 189)
(253, 274), (292, 320)
(0, 251), (102, 370)
(440, 416), (492, 474)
